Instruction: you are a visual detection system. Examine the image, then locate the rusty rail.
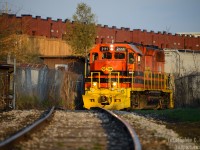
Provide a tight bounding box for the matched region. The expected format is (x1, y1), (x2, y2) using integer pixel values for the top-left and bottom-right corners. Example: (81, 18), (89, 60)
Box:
(92, 107), (141, 150)
(0, 106), (55, 149)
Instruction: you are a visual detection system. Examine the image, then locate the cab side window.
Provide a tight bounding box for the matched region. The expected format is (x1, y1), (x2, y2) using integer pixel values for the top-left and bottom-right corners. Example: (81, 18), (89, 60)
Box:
(138, 55), (141, 64)
(92, 53), (98, 62)
(129, 53), (134, 64)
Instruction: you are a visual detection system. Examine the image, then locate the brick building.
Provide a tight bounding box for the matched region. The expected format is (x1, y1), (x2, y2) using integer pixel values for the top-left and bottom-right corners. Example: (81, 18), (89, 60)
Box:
(1, 13), (200, 50)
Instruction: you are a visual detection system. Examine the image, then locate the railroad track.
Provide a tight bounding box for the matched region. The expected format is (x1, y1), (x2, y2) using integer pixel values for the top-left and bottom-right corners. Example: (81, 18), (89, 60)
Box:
(0, 106), (55, 150)
(93, 107), (141, 150)
(0, 107), (141, 150)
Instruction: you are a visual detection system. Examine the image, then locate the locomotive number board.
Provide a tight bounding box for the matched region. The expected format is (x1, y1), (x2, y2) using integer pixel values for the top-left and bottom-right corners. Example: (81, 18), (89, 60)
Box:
(100, 46), (109, 51)
(115, 47), (126, 51)
(100, 46), (126, 52)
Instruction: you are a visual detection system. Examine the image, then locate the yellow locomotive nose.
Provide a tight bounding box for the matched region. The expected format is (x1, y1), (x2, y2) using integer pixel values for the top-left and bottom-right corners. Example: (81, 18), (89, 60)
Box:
(99, 95), (110, 105)
(82, 87), (131, 110)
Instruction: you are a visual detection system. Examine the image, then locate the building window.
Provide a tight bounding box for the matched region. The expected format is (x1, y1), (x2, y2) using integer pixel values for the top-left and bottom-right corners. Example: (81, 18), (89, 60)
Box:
(32, 31), (36, 36)
(161, 44), (164, 49)
(55, 64), (68, 71)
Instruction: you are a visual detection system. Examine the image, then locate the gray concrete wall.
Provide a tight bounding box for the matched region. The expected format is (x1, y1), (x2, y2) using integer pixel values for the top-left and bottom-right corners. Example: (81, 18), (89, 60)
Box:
(175, 73), (200, 107)
(164, 49), (200, 77)
(164, 49), (200, 107)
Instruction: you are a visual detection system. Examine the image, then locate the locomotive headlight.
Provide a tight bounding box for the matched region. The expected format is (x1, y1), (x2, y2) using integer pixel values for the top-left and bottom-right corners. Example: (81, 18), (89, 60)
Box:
(112, 82), (117, 88)
(92, 82), (98, 88)
(110, 44), (114, 51)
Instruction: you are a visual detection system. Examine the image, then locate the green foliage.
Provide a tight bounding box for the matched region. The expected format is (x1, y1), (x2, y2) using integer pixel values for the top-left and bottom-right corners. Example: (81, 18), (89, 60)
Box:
(64, 3), (97, 55)
(73, 3), (96, 24)
(16, 95), (40, 109)
(0, 14), (41, 63)
(40, 99), (57, 109)
(0, 14), (18, 61)
(92, 143), (103, 150)
(15, 36), (42, 63)
(16, 96), (60, 109)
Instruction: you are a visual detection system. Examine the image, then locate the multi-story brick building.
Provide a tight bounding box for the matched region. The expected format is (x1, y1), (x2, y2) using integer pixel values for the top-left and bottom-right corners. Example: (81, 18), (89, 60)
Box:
(1, 13), (200, 50)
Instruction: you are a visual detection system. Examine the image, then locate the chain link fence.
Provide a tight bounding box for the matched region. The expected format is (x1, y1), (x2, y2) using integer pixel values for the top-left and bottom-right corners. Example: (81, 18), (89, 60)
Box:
(16, 65), (83, 109)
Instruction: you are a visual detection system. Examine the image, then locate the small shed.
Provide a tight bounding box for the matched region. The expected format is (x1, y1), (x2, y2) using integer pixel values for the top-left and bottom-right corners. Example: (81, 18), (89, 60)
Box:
(39, 55), (85, 74)
(0, 64), (14, 110)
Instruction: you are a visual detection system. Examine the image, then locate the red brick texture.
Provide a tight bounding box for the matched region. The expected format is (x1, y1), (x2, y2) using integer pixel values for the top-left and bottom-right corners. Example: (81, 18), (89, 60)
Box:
(1, 14), (199, 50)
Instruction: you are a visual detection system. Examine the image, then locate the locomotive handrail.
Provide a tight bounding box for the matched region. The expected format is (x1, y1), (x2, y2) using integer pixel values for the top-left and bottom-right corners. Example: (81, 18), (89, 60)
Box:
(110, 72), (120, 88)
(164, 74), (167, 89)
(143, 71), (172, 90)
(91, 72), (101, 88)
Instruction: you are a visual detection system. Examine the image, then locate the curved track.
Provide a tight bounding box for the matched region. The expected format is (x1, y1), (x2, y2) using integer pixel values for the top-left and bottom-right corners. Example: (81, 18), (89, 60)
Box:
(93, 107), (141, 150)
(0, 106), (55, 149)
(0, 107), (141, 150)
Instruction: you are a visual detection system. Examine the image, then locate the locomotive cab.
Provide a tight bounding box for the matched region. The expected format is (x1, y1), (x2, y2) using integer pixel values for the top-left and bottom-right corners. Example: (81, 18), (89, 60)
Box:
(83, 44), (135, 110)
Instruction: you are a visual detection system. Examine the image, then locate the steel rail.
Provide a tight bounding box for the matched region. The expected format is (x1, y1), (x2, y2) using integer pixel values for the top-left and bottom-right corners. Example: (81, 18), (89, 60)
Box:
(93, 107), (142, 150)
(0, 106), (55, 148)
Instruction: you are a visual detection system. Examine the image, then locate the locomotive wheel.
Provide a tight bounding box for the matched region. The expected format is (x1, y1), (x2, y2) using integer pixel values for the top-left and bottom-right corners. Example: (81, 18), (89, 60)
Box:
(138, 94), (147, 109)
(131, 92), (147, 109)
(130, 91), (169, 110)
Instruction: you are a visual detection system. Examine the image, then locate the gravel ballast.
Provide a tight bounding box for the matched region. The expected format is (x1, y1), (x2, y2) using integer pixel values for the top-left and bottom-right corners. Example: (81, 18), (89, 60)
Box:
(114, 111), (200, 150)
(0, 109), (43, 141)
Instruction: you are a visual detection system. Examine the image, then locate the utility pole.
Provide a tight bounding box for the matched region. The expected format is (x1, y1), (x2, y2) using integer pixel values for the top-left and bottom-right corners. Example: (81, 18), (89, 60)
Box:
(5, 1), (8, 13)
(13, 57), (16, 109)
(0, 1), (9, 14)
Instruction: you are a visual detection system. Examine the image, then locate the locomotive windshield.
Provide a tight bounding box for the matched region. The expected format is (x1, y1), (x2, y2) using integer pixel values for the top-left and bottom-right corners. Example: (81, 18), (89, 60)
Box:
(102, 52), (112, 59)
(114, 52), (125, 59)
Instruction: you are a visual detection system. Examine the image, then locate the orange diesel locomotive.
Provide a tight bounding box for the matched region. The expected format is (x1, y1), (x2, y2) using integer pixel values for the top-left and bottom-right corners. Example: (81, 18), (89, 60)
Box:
(82, 43), (173, 110)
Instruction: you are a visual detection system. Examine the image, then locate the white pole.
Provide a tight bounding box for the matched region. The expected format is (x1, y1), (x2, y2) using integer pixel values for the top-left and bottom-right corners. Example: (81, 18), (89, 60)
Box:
(13, 58), (16, 109)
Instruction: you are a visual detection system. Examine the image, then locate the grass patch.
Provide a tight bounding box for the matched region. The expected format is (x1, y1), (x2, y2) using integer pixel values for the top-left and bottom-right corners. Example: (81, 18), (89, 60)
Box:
(134, 108), (200, 123)
(16, 96), (61, 109)
(93, 143), (103, 150)
(16, 95), (40, 109)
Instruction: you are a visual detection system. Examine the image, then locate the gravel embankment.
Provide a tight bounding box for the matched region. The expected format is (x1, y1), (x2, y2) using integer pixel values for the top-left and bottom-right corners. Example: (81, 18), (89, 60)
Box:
(13, 110), (109, 150)
(2, 109), (199, 150)
(15, 110), (133, 150)
(0, 109), (43, 141)
(114, 111), (200, 150)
